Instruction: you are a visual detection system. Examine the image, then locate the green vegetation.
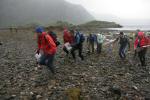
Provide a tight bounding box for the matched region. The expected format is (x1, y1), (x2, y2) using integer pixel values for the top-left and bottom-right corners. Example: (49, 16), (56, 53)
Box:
(53, 21), (74, 27)
(79, 20), (122, 28)
(46, 20), (122, 30)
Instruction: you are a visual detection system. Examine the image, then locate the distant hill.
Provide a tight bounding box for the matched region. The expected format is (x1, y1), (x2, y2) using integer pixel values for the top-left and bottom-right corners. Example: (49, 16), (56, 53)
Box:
(0, 0), (94, 27)
(79, 20), (122, 28)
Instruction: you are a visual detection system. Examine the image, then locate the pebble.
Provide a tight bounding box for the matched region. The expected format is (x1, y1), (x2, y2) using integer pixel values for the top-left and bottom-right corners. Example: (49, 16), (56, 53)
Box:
(36, 95), (42, 99)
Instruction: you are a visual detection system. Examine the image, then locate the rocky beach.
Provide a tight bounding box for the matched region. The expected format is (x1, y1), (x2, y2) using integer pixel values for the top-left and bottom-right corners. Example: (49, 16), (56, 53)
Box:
(0, 29), (150, 100)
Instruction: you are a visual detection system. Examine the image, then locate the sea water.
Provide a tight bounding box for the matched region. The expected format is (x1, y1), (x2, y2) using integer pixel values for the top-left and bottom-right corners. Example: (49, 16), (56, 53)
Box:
(108, 25), (150, 31)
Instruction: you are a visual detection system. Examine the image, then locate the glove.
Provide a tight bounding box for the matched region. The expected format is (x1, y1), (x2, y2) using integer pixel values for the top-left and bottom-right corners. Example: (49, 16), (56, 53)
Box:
(56, 41), (60, 46)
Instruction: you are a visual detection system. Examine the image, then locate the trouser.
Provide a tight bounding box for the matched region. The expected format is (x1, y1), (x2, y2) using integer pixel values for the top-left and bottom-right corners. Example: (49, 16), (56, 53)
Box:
(71, 44), (84, 60)
(138, 48), (147, 66)
(97, 43), (102, 54)
(119, 46), (126, 59)
(88, 42), (94, 53)
(63, 46), (69, 55)
(108, 45), (113, 55)
(134, 50), (137, 58)
(39, 54), (55, 74)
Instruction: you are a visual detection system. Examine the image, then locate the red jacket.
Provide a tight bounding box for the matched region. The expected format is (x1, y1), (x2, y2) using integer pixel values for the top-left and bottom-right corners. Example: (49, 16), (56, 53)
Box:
(63, 30), (74, 44)
(134, 36), (149, 49)
(148, 37), (150, 44)
(38, 32), (57, 55)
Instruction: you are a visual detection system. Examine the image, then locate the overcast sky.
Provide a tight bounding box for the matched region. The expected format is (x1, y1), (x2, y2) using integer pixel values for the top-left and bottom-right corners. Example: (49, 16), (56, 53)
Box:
(65, 0), (150, 25)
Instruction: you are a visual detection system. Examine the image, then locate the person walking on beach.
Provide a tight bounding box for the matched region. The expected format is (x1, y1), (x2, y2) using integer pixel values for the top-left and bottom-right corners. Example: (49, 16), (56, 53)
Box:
(63, 29), (75, 56)
(134, 32), (150, 66)
(35, 26), (57, 74)
(114, 32), (130, 60)
(71, 30), (85, 61)
(87, 33), (95, 53)
(97, 33), (105, 54)
(133, 29), (141, 58)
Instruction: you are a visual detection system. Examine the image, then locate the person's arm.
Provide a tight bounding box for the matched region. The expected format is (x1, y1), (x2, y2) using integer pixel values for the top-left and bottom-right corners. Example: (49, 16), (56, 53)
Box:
(97, 36), (100, 43)
(45, 35), (53, 48)
(102, 35), (106, 42)
(37, 37), (41, 54)
(76, 35), (80, 44)
(127, 38), (131, 50)
(87, 36), (89, 43)
(113, 37), (119, 43)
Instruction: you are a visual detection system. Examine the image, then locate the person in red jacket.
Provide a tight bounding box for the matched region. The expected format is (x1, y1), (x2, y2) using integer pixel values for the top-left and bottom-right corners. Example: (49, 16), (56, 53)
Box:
(63, 29), (75, 55)
(36, 26), (57, 74)
(134, 32), (149, 66)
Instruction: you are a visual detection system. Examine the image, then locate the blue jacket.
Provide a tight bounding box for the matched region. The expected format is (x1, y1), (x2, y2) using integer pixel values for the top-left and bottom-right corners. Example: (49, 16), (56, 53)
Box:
(75, 32), (81, 44)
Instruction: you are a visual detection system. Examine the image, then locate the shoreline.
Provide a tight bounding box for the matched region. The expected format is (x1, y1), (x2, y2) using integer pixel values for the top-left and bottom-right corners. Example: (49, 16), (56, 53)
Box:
(0, 27), (150, 33)
(80, 28), (150, 33)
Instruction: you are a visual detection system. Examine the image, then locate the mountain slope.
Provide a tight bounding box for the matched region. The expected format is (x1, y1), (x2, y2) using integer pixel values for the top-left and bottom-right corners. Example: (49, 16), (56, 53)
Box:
(0, 0), (94, 27)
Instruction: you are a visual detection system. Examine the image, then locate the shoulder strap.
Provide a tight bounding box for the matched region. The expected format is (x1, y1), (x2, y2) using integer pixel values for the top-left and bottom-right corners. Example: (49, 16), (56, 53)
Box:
(44, 34), (47, 41)
(44, 34), (50, 44)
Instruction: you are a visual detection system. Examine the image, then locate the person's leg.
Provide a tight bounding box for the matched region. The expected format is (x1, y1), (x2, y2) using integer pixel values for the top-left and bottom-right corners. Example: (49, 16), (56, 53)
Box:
(109, 45), (113, 57)
(39, 54), (47, 65)
(47, 55), (55, 74)
(88, 42), (90, 52)
(97, 43), (100, 54)
(71, 46), (77, 60)
(87, 42), (90, 52)
(122, 47), (126, 59)
(99, 43), (102, 54)
(119, 46), (123, 59)
(142, 49), (147, 66)
(63, 46), (69, 55)
(134, 50), (137, 58)
(138, 50), (143, 66)
(89, 42), (92, 53)
(92, 42), (94, 53)
(140, 48), (147, 66)
(78, 44), (84, 60)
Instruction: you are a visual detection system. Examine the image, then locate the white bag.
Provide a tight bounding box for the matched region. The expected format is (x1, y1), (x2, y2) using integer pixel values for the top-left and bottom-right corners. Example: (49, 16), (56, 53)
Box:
(35, 53), (41, 62)
(64, 42), (72, 51)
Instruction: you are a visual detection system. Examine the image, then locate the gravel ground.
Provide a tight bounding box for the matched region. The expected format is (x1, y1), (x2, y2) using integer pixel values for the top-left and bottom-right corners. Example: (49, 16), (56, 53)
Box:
(0, 30), (150, 100)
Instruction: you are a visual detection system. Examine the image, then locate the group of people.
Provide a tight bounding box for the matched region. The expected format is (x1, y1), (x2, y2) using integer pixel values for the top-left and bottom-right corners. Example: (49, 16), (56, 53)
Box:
(87, 33), (105, 54)
(134, 31), (150, 66)
(63, 28), (84, 61)
(9, 27), (18, 33)
(35, 27), (86, 74)
(35, 26), (150, 75)
(111, 31), (150, 66)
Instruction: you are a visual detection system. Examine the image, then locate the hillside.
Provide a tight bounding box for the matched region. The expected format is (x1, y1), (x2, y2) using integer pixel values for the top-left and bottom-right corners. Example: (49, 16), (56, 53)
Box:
(0, 0), (94, 27)
(79, 20), (122, 28)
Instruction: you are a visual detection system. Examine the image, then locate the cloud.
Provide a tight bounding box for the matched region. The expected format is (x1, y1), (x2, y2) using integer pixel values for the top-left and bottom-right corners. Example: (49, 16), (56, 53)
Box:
(65, 0), (150, 20)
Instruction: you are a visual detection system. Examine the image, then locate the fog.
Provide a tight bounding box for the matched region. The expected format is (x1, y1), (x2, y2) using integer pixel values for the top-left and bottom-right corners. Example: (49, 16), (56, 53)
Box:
(0, 0), (150, 27)
(65, 0), (150, 25)
(0, 0), (94, 27)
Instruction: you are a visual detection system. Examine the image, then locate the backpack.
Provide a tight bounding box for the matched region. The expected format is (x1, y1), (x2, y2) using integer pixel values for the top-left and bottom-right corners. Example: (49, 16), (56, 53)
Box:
(48, 31), (60, 46)
(119, 36), (129, 45)
(89, 34), (95, 42)
(80, 33), (85, 43)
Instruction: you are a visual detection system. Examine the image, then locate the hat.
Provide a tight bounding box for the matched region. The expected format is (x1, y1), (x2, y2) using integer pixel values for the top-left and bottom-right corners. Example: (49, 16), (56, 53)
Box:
(138, 32), (144, 37)
(35, 26), (44, 33)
